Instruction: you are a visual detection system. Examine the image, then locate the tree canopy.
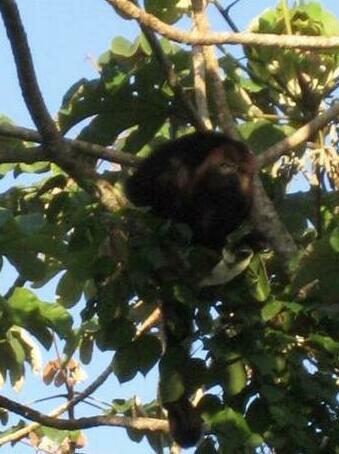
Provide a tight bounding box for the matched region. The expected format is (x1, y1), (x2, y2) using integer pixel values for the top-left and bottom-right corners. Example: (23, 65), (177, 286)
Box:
(0, 1), (338, 453)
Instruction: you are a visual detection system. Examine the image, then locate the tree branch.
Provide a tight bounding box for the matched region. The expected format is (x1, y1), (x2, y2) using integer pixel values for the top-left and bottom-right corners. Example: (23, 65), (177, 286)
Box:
(252, 178), (298, 265)
(191, 0), (212, 129)
(2, 98), (337, 170)
(0, 123), (140, 167)
(0, 394), (168, 433)
(138, 25), (207, 132)
(0, 147), (45, 164)
(0, 316), (164, 446)
(0, 359), (149, 445)
(191, 0), (237, 138)
(188, 2), (297, 262)
(212, 0), (240, 32)
(0, 360), (116, 445)
(106, 0), (339, 49)
(257, 101), (339, 168)
(0, 0), (127, 214)
(0, 0), (59, 143)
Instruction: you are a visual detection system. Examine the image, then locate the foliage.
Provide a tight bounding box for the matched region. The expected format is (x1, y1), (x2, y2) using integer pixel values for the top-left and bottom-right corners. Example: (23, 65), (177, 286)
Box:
(0, 1), (338, 453)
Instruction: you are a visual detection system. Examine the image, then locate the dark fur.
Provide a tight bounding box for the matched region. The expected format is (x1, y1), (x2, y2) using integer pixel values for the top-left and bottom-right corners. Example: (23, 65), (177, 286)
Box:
(125, 131), (255, 249)
(125, 131), (255, 447)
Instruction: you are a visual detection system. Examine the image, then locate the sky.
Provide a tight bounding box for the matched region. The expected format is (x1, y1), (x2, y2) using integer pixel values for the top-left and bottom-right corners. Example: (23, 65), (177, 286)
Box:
(0, 1), (338, 453)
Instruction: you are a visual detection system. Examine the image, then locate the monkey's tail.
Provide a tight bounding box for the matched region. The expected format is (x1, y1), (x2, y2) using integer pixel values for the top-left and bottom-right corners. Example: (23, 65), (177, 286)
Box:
(160, 299), (202, 448)
(164, 396), (202, 448)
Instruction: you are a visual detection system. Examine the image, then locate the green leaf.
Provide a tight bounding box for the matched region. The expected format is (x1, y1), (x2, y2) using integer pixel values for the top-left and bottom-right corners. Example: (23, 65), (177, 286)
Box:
(246, 255), (270, 302)
(112, 334), (161, 382)
(56, 271), (83, 308)
(0, 117), (26, 156)
(7, 252), (46, 281)
(15, 213), (45, 235)
(9, 288), (72, 344)
(97, 318), (135, 351)
(309, 334), (339, 354)
(135, 335), (162, 376)
(40, 427), (79, 445)
(9, 361), (24, 391)
(144, 0), (188, 24)
(79, 335), (94, 365)
(198, 394), (223, 418)
(329, 226), (339, 252)
(239, 121), (295, 154)
(208, 407), (254, 443)
(261, 300), (283, 321)
(249, 353), (277, 376)
(0, 208), (12, 228)
(8, 336), (26, 365)
(111, 37), (138, 58)
(113, 345), (139, 383)
(0, 163), (15, 177)
(15, 162), (50, 175)
(159, 369), (185, 404)
(110, 398), (134, 414)
(39, 302), (73, 338)
(224, 359), (247, 396)
(292, 235), (339, 303)
(58, 78), (106, 135)
(246, 398), (270, 433)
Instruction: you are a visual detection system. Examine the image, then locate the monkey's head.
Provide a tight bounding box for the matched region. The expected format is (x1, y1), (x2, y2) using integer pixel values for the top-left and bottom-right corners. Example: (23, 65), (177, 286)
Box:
(188, 136), (255, 195)
(125, 131), (256, 250)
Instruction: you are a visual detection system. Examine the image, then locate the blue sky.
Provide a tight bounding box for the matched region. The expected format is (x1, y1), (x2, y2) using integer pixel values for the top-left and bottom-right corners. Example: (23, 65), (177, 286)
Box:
(0, 1), (338, 453)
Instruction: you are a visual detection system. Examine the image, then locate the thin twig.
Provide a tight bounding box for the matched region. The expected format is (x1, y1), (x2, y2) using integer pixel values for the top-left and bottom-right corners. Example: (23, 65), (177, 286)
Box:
(0, 359), (115, 445)
(213, 0), (240, 32)
(139, 25), (207, 132)
(257, 101), (339, 168)
(135, 307), (161, 338)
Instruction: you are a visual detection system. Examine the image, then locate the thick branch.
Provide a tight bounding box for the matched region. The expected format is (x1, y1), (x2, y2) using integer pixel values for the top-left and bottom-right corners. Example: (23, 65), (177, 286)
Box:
(0, 394), (168, 433)
(204, 43), (237, 137)
(106, 0), (339, 49)
(0, 147), (45, 164)
(191, 0), (212, 129)
(252, 177), (298, 264)
(191, 0), (236, 137)
(0, 0), (59, 142)
(0, 123), (140, 167)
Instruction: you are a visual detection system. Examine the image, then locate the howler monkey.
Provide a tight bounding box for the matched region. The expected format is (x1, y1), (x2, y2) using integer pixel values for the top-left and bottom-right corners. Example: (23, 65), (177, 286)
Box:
(125, 131), (255, 249)
(125, 131), (256, 447)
